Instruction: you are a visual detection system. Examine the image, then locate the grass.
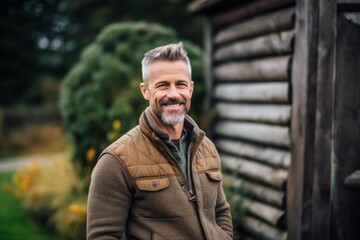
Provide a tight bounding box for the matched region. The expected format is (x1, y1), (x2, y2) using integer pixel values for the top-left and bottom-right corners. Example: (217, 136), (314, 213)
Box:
(0, 171), (60, 240)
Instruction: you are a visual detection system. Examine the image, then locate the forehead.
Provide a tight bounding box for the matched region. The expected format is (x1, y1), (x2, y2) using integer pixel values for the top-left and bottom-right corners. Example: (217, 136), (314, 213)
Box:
(149, 60), (190, 82)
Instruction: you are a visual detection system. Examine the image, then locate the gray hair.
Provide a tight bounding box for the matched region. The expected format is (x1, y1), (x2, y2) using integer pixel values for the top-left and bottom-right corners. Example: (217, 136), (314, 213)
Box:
(141, 42), (191, 86)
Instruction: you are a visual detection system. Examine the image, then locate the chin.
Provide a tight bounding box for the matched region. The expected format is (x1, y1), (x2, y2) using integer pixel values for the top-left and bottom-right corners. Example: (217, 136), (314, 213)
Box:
(161, 113), (186, 126)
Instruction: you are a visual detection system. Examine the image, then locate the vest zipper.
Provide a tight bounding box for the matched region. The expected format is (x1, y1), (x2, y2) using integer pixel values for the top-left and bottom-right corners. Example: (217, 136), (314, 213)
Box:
(187, 133), (204, 203)
(152, 134), (190, 190)
(152, 132), (199, 202)
(152, 131), (208, 239)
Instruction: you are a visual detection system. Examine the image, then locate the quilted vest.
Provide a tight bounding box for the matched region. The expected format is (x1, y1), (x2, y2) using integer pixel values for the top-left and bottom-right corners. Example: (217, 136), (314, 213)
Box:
(101, 108), (221, 187)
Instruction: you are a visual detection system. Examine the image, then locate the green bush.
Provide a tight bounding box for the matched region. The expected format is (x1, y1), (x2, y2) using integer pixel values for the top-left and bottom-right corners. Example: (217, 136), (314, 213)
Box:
(60, 21), (204, 174)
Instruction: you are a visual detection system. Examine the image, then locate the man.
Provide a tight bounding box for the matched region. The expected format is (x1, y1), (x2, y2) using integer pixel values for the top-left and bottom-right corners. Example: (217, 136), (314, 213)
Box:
(87, 42), (233, 240)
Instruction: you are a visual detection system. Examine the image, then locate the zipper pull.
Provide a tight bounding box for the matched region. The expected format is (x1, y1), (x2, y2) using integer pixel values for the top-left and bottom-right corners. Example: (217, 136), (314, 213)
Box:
(188, 190), (200, 202)
(179, 182), (186, 192)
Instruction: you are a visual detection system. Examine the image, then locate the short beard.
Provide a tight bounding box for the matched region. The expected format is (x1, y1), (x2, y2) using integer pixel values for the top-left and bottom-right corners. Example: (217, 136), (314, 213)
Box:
(160, 110), (186, 125)
(156, 98), (187, 126)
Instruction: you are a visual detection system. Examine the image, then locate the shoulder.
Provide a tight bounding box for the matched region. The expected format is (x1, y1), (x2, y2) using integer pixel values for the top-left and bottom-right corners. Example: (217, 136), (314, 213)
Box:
(105, 126), (142, 154)
(195, 136), (221, 172)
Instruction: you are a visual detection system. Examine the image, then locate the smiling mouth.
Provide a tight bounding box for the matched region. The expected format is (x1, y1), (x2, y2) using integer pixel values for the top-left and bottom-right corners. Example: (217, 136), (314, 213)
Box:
(160, 99), (185, 106)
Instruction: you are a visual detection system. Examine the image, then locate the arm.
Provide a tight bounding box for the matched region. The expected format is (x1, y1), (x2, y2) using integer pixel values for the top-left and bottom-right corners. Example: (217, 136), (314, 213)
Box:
(215, 183), (233, 238)
(87, 153), (133, 240)
(213, 145), (233, 238)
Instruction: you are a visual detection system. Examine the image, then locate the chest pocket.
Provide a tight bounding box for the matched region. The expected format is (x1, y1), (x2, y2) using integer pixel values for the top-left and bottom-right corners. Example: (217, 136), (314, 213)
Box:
(136, 177), (170, 192)
(205, 170), (223, 182)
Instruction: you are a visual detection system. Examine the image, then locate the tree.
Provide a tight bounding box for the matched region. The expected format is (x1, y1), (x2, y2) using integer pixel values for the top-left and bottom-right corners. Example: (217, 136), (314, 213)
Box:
(0, 0), (203, 107)
(0, 0), (73, 106)
(60, 21), (204, 175)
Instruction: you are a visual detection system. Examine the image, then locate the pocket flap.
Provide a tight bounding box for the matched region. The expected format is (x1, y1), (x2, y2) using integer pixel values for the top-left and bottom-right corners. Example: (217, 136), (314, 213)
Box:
(136, 177), (170, 191)
(205, 171), (223, 182)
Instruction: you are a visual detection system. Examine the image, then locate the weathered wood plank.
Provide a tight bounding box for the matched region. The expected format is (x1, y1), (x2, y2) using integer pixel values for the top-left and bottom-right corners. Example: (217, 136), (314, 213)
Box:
(215, 102), (291, 125)
(243, 198), (285, 227)
(224, 175), (285, 208)
(287, 0), (319, 239)
(217, 139), (291, 168)
(221, 153), (288, 189)
(229, 193), (285, 227)
(215, 121), (291, 148)
(215, 30), (294, 61)
(214, 56), (290, 81)
(311, 0), (336, 239)
(238, 215), (287, 240)
(212, 0), (295, 29)
(332, 15), (360, 240)
(214, 82), (289, 103)
(214, 7), (295, 45)
(344, 170), (360, 190)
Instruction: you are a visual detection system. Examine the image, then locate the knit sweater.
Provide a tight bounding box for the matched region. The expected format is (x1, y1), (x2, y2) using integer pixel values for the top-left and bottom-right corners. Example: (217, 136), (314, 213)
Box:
(87, 108), (233, 239)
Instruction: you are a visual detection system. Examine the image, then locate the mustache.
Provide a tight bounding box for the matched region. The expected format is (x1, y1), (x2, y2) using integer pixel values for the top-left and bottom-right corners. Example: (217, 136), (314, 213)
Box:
(160, 98), (186, 105)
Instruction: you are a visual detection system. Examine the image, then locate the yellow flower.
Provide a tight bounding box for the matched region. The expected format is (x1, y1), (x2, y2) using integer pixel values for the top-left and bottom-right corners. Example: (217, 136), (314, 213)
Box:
(69, 203), (87, 216)
(112, 119), (121, 131)
(86, 148), (96, 163)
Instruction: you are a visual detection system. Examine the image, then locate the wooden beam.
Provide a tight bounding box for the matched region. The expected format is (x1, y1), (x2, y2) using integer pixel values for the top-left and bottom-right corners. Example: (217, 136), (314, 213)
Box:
(224, 175), (286, 208)
(237, 215), (287, 240)
(215, 121), (291, 148)
(215, 30), (294, 61)
(214, 56), (290, 82)
(242, 198), (285, 228)
(214, 82), (289, 103)
(214, 7), (295, 45)
(221, 153), (288, 189)
(217, 139), (291, 168)
(215, 102), (291, 125)
(344, 170), (360, 190)
(212, 0), (295, 29)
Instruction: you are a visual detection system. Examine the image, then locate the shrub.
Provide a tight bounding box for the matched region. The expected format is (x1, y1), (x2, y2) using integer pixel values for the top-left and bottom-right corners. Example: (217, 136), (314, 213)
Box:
(60, 21), (204, 175)
(3, 154), (88, 239)
(49, 199), (87, 240)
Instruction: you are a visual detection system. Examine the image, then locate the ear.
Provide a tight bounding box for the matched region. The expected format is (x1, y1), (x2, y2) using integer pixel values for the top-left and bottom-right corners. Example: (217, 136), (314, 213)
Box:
(140, 82), (150, 100)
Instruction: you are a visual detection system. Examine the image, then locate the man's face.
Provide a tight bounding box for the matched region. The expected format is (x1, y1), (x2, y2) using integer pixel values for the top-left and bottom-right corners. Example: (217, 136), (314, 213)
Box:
(140, 60), (193, 127)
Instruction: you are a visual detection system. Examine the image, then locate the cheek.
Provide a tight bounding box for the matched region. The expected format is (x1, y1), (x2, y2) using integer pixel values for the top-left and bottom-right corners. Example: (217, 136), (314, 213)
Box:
(150, 90), (163, 103)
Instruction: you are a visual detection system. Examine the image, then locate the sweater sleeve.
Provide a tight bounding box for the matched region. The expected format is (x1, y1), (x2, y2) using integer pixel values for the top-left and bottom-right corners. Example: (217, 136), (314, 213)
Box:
(87, 153), (133, 240)
(214, 146), (234, 239)
(215, 183), (234, 239)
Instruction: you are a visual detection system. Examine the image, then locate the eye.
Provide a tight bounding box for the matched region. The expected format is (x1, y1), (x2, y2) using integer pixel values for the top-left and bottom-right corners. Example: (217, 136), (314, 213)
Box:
(157, 83), (168, 89)
(177, 82), (189, 88)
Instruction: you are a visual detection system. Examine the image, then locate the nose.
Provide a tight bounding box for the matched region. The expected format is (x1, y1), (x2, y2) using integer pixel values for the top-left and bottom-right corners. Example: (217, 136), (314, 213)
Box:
(166, 84), (180, 98)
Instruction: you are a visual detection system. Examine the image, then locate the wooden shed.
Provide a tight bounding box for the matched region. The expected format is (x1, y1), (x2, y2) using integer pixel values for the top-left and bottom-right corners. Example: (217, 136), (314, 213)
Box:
(189, 0), (360, 239)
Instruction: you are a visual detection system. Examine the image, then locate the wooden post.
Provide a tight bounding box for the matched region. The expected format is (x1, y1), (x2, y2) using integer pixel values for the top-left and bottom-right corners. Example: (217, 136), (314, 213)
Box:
(311, 0), (336, 239)
(331, 14), (360, 240)
(287, 0), (319, 239)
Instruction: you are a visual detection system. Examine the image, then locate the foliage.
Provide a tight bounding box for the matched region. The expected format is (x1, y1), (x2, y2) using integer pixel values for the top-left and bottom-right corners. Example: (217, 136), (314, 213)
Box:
(49, 200), (87, 240)
(0, 0), (203, 107)
(60, 21), (204, 174)
(2, 155), (88, 239)
(0, 171), (59, 239)
(0, 0), (70, 106)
